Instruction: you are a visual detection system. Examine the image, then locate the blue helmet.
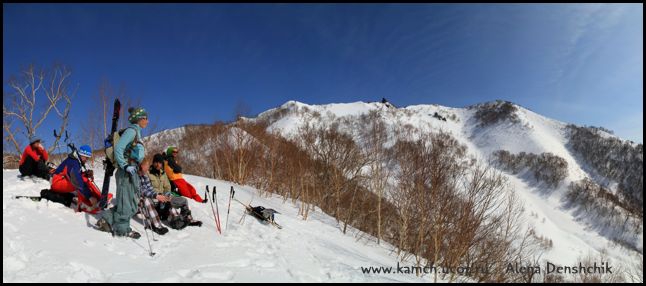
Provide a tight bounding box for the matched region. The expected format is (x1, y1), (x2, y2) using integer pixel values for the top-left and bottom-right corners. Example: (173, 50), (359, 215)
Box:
(78, 145), (92, 158)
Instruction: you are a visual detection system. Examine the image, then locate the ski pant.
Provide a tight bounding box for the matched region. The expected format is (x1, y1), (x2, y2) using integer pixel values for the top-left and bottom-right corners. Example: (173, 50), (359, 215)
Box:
(101, 168), (140, 236)
(171, 178), (204, 203)
(51, 173), (76, 194)
(40, 189), (74, 207)
(155, 196), (193, 229)
(49, 174), (108, 214)
(19, 156), (51, 180)
(51, 173), (111, 201)
(139, 197), (162, 229)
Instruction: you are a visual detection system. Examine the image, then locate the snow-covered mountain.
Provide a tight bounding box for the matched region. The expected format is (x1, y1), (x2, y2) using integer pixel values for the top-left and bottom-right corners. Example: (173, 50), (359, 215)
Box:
(142, 126), (187, 153)
(247, 100), (642, 272)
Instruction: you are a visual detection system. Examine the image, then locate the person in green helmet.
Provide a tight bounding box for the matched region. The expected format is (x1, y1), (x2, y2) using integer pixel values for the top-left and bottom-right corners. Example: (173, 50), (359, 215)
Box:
(96, 107), (148, 239)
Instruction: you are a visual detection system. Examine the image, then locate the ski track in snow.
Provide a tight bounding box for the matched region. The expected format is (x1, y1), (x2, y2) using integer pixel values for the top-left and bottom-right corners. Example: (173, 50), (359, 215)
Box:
(3, 170), (440, 283)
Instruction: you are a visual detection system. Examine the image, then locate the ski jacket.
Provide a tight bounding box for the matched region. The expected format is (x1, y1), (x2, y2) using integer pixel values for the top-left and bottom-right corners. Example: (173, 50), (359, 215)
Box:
(115, 124), (145, 170)
(19, 144), (49, 165)
(52, 155), (92, 200)
(149, 167), (172, 194)
(164, 155), (183, 181)
(138, 174), (158, 199)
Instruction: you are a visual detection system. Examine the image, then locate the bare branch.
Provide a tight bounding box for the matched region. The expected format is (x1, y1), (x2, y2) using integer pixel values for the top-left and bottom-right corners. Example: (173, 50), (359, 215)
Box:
(3, 64), (75, 157)
(2, 117), (22, 155)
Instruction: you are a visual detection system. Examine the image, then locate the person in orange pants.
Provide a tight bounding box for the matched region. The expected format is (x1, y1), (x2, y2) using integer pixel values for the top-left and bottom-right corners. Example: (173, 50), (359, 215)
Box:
(162, 146), (206, 203)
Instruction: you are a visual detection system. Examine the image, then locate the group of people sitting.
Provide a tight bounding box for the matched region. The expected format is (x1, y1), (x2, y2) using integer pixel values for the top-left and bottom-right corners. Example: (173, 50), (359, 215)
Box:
(18, 106), (205, 239)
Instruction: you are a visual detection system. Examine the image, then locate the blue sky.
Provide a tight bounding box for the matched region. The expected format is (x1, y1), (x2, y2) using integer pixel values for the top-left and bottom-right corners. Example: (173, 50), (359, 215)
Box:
(3, 4), (643, 146)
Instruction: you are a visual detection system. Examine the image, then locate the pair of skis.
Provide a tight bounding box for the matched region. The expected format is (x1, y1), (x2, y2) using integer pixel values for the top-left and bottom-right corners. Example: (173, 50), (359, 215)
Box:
(13, 195), (42, 202)
(100, 99), (121, 209)
(205, 185), (235, 235)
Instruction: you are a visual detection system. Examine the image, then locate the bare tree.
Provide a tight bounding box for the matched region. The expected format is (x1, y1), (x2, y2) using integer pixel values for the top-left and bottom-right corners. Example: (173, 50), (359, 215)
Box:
(3, 64), (75, 155)
(360, 111), (391, 244)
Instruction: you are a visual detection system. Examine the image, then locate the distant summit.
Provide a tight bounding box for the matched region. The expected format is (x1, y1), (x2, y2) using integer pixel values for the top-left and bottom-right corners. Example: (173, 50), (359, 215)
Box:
(380, 97), (396, 108)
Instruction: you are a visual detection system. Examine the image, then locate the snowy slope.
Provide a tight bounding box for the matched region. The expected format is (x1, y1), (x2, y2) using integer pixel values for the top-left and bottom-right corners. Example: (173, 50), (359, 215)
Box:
(251, 100), (643, 270)
(3, 169), (441, 283)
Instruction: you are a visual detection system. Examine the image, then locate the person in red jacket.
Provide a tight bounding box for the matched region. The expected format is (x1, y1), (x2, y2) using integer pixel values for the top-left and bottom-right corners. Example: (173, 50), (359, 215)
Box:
(19, 137), (53, 180)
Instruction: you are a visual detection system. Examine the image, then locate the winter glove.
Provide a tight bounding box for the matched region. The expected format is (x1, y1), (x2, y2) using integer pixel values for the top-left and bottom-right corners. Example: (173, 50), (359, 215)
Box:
(156, 194), (170, 203)
(84, 170), (94, 180)
(125, 165), (137, 176)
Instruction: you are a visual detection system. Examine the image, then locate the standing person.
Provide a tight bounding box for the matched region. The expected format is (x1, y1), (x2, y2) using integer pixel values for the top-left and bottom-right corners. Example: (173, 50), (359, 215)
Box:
(18, 137), (53, 180)
(163, 146), (206, 203)
(149, 153), (202, 229)
(96, 107), (148, 239)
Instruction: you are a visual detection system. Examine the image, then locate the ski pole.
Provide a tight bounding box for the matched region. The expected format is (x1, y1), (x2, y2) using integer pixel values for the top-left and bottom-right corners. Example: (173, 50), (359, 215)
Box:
(213, 186), (221, 234)
(206, 186), (221, 234)
(53, 129), (70, 163)
(138, 200), (155, 256)
(136, 183), (155, 256)
(232, 197), (248, 207)
(138, 179), (157, 242)
(232, 198), (251, 223)
(206, 186), (214, 233)
(225, 186), (234, 231)
(53, 129), (64, 163)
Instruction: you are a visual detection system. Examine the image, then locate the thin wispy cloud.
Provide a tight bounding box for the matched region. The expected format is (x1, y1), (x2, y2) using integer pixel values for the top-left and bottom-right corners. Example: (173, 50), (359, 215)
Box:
(3, 4), (642, 143)
(562, 5), (627, 85)
(552, 4), (602, 88)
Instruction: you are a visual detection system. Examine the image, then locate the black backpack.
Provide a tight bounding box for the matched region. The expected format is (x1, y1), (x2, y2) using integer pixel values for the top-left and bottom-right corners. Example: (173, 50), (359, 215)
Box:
(249, 206), (278, 222)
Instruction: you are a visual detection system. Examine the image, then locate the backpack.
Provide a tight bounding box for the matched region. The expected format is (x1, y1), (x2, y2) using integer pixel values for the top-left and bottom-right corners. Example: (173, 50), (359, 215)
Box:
(105, 127), (141, 169)
(249, 206), (278, 222)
